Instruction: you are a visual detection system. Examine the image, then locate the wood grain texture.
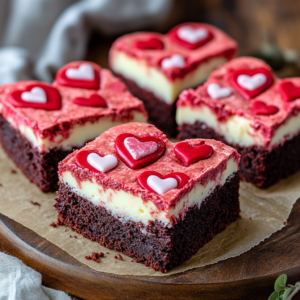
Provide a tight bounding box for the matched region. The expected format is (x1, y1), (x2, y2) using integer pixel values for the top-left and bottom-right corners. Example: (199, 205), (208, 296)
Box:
(0, 198), (300, 300)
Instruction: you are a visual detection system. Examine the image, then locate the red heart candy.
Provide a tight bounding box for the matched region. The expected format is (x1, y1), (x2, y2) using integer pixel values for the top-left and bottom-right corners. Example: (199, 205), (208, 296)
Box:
(167, 23), (213, 50)
(137, 171), (189, 195)
(174, 142), (213, 167)
(115, 133), (165, 169)
(251, 101), (279, 116)
(8, 83), (61, 110)
(73, 94), (107, 107)
(229, 68), (273, 100)
(75, 150), (118, 174)
(279, 81), (300, 102)
(55, 61), (100, 90)
(135, 37), (164, 50)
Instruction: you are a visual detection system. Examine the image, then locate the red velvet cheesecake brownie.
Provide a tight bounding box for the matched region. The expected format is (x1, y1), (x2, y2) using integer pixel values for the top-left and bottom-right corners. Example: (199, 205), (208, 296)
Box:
(109, 23), (237, 136)
(0, 61), (147, 192)
(55, 122), (240, 272)
(176, 57), (300, 188)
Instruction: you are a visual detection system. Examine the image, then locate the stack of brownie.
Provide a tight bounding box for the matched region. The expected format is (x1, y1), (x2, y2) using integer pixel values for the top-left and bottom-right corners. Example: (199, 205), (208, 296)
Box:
(1, 22), (300, 273)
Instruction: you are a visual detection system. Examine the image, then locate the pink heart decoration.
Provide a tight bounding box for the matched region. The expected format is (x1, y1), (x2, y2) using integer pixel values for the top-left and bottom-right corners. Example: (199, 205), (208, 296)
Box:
(135, 36), (164, 50)
(124, 137), (158, 160)
(8, 83), (61, 110)
(168, 23), (213, 49)
(137, 171), (190, 195)
(279, 81), (300, 102)
(251, 100), (279, 116)
(174, 142), (213, 167)
(55, 61), (100, 90)
(115, 133), (165, 169)
(207, 83), (231, 99)
(76, 150), (118, 173)
(72, 94), (107, 107)
(229, 68), (273, 99)
(161, 54), (186, 69)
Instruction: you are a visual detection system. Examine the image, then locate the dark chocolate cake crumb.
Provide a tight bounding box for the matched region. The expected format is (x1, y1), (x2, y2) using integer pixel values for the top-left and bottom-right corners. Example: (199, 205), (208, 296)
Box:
(50, 222), (57, 228)
(30, 201), (41, 208)
(85, 252), (104, 263)
(114, 254), (124, 261)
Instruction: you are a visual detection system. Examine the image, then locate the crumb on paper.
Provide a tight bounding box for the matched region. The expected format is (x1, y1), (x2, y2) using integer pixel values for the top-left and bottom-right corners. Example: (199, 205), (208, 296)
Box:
(85, 252), (104, 263)
(74, 235), (77, 239)
(50, 222), (57, 228)
(0, 183), (2, 187)
(11, 169), (17, 174)
(106, 252), (109, 254)
(249, 217), (252, 220)
(114, 254), (123, 261)
(30, 201), (41, 209)
(283, 221), (287, 225)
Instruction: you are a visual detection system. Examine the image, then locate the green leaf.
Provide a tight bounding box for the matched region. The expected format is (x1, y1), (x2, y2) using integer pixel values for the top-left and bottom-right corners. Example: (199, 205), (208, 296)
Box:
(269, 292), (279, 300)
(283, 287), (292, 300)
(275, 274), (288, 292)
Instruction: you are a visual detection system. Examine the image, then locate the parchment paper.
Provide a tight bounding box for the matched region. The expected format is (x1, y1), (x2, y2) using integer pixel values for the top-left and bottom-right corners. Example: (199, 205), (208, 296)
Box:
(0, 146), (299, 276)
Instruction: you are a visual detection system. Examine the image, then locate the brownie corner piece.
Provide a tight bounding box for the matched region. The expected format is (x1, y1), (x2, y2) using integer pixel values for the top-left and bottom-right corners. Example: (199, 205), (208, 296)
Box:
(176, 56), (300, 188)
(0, 61), (147, 192)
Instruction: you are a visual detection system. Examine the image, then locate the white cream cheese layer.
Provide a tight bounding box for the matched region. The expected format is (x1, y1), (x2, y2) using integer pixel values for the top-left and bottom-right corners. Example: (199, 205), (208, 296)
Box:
(176, 105), (300, 147)
(6, 112), (146, 152)
(60, 158), (238, 227)
(111, 51), (227, 104)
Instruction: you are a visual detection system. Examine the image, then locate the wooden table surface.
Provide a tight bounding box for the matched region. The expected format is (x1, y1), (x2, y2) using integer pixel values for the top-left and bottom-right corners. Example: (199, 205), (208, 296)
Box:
(0, 195), (300, 300)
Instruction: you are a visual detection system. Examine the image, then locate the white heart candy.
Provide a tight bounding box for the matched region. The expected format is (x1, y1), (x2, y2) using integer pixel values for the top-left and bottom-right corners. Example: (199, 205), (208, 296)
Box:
(21, 87), (47, 103)
(87, 153), (118, 173)
(65, 63), (95, 81)
(207, 83), (231, 99)
(147, 175), (178, 195)
(124, 137), (158, 160)
(161, 54), (185, 69)
(177, 26), (208, 44)
(237, 73), (267, 91)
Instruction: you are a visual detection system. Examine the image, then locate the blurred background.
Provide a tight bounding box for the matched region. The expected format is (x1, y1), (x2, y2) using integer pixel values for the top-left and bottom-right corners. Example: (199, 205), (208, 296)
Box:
(1, 0), (300, 84)
(88, 0), (300, 78)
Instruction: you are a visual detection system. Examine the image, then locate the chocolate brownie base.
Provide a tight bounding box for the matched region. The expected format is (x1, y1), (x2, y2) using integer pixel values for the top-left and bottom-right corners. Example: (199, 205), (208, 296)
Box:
(55, 173), (240, 273)
(0, 114), (74, 192)
(114, 73), (177, 137)
(178, 121), (300, 188)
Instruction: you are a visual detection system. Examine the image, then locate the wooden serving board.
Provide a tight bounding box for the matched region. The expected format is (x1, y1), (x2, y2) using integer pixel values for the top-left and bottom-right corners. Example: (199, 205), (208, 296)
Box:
(1, 199), (300, 300)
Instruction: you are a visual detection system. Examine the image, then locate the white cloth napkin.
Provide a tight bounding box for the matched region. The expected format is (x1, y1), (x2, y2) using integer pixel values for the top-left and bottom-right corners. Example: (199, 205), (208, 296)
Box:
(0, 252), (71, 300)
(0, 0), (172, 83)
